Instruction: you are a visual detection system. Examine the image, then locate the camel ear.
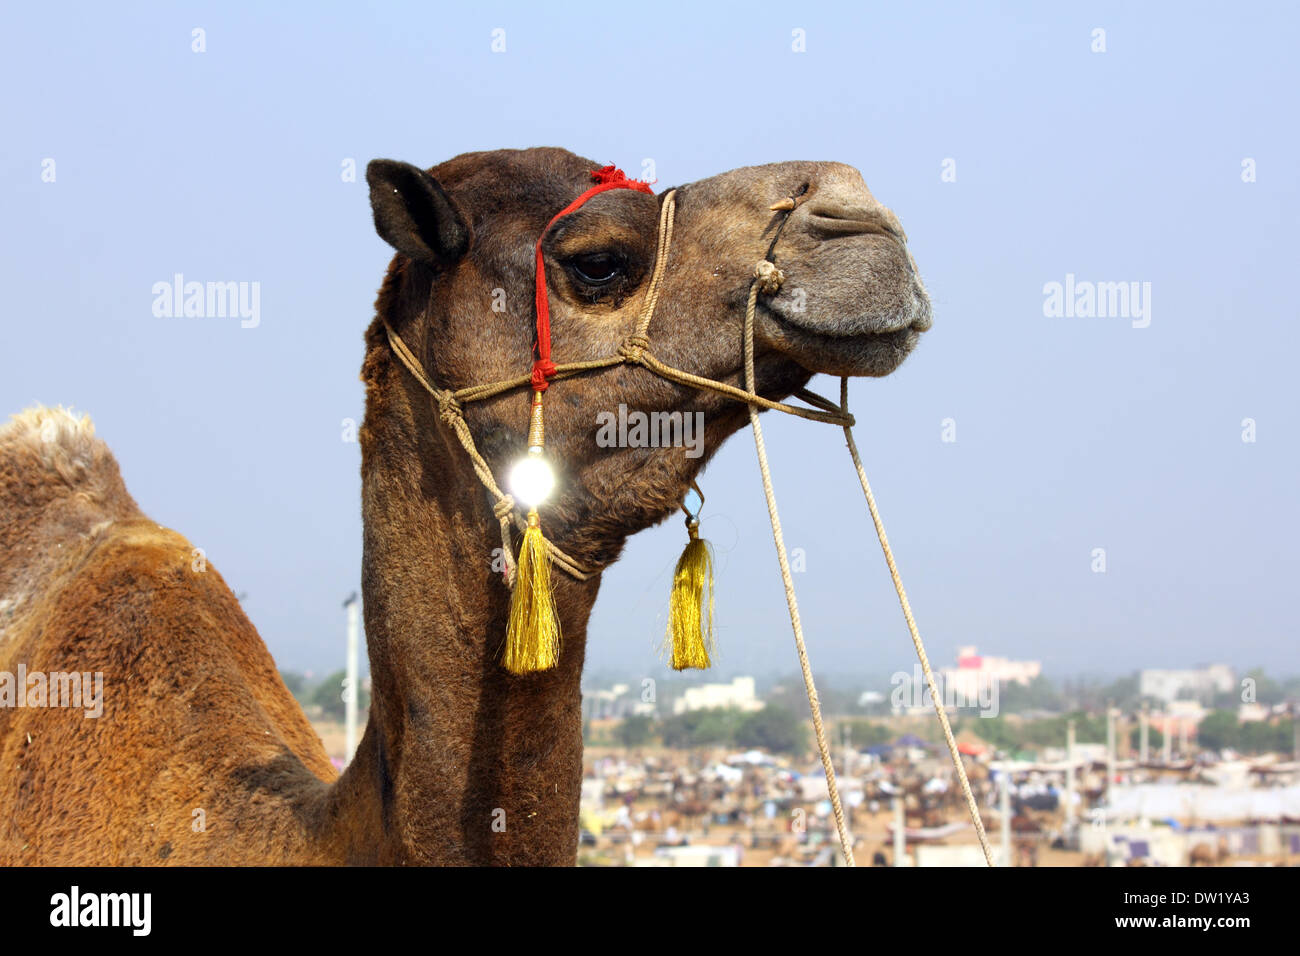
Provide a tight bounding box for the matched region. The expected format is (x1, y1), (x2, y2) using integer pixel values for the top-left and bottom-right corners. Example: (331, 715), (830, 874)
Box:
(366, 159), (470, 265)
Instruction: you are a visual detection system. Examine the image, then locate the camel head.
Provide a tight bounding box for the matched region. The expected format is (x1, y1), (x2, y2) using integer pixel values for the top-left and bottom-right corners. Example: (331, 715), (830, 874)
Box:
(365, 147), (930, 563)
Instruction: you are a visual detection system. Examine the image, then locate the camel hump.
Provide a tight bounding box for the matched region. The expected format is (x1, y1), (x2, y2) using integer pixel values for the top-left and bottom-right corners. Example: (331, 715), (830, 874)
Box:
(0, 405), (118, 489)
(0, 406), (138, 513)
(0, 406), (142, 610)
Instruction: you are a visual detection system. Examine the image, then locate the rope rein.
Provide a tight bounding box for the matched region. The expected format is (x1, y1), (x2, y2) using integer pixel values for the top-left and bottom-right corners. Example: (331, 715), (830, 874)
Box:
(382, 183), (993, 867)
(741, 262), (857, 867)
(840, 378), (995, 867)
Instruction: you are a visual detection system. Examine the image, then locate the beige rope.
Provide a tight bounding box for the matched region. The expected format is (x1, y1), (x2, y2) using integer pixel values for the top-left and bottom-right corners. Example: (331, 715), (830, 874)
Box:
(632, 193), (677, 342)
(382, 321), (598, 584)
(838, 377), (995, 867)
(741, 270), (857, 868)
(506, 510), (598, 581)
(452, 354), (853, 425)
(637, 353), (852, 425)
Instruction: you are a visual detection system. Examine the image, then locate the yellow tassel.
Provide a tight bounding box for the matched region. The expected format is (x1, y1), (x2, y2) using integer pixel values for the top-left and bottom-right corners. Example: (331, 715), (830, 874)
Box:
(667, 520), (715, 670)
(503, 509), (561, 674)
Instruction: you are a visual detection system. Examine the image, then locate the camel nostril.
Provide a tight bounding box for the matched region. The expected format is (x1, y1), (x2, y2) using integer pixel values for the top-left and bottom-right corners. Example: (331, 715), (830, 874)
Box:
(804, 201), (907, 244)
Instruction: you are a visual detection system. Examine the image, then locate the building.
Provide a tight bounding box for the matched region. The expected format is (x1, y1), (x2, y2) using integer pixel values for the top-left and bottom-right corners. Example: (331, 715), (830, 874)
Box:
(1238, 702), (1268, 723)
(1138, 665), (1235, 705)
(672, 676), (763, 715)
(644, 845), (741, 866)
(582, 682), (656, 721)
(939, 645), (1042, 703)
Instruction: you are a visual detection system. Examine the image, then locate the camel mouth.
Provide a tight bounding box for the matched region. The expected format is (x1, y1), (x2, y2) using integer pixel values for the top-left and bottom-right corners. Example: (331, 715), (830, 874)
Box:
(770, 319), (926, 377)
(756, 284), (932, 378)
(769, 287), (933, 338)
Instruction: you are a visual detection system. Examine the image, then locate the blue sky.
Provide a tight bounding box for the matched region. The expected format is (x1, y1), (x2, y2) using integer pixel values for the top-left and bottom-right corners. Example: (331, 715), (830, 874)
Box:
(3, 2), (1296, 684)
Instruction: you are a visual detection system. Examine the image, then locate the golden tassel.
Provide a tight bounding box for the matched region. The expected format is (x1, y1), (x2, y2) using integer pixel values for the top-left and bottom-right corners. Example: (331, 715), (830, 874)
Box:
(503, 389), (561, 673)
(504, 508), (561, 674)
(667, 484), (715, 670)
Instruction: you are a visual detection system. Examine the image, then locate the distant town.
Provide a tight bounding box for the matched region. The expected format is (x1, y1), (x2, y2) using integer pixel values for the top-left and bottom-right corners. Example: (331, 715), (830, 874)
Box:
(283, 646), (1300, 867)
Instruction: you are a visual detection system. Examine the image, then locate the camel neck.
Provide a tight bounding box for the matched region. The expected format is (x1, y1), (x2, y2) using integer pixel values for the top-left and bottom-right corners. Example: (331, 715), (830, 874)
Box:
(326, 344), (600, 865)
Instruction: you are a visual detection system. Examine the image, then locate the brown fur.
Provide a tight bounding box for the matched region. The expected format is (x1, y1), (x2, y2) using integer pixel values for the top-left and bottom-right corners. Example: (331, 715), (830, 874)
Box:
(0, 148), (929, 865)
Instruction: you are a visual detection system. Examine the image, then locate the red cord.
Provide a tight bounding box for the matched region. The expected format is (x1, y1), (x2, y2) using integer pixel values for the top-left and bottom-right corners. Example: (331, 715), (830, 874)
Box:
(531, 167), (654, 391)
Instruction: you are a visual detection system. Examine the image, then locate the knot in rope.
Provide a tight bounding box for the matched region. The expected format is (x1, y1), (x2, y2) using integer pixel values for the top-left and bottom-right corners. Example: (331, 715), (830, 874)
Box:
(618, 333), (651, 364)
(436, 391), (463, 424)
(753, 260), (786, 294)
(529, 358), (558, 392)
(492, 495), (516, 521)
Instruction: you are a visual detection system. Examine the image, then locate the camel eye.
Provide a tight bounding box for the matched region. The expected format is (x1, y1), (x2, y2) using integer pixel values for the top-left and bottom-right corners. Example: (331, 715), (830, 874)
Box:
(568, 252), (623, 286)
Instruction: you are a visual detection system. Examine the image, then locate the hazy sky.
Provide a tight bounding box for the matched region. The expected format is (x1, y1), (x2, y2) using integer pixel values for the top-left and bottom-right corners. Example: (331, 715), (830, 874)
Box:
(3, 2), (1296, 685)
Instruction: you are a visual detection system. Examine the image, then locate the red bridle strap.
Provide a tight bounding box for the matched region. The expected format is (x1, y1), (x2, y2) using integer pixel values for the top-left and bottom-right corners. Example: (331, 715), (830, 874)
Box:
(531, 166), (654, 391)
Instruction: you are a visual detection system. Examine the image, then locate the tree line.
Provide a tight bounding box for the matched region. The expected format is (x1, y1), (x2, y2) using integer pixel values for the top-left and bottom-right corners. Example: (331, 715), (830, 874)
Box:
(602, 705), (810, 754)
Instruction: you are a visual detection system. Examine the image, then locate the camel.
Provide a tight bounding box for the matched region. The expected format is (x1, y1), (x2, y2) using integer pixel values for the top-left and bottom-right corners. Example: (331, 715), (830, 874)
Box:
(1011, 807), (1044, 867)
(0, 147), (930, 865)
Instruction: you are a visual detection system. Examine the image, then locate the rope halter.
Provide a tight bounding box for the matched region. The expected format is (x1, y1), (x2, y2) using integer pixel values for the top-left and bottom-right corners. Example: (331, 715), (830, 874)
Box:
(382, 167), (854, 582)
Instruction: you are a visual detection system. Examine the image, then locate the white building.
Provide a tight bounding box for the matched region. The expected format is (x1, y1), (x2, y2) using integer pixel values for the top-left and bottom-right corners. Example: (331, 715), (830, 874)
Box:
(672, 676), (763, 715)
(644, 845), (741, 866)
(1237, 702), (1270, 723)
(583, 682), (656, 720)
(1138, 665), (1234, 705)
(939, 646), (1042, 702)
